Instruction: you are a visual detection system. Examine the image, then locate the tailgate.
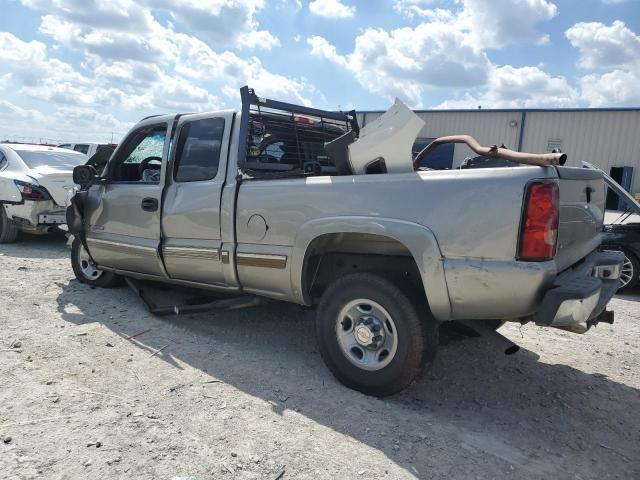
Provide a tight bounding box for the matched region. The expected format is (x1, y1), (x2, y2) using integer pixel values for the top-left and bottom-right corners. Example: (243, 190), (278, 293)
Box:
(554, 167), (605, 271)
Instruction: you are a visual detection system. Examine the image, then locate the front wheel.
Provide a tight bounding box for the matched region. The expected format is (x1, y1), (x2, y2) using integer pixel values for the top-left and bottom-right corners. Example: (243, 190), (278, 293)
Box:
(316, 273), (438, 396)
(71, 237), (123, 288)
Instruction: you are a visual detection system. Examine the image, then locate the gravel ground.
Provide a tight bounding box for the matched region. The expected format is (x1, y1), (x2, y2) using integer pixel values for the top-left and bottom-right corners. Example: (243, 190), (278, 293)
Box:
(1, 234), (639, 480)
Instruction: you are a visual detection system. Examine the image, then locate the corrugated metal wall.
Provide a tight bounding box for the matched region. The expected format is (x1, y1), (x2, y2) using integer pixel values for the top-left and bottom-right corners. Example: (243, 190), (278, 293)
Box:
(521, 111), (640, 193)
(358, 109), (640, 194)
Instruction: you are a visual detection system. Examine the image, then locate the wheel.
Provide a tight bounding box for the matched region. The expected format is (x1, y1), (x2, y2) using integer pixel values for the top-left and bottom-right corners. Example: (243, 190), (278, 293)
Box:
(71, 237), (123, 288)
(0, 204), (19, 243)
(316, 273), (439, 396)
(618, 249), (639, 292)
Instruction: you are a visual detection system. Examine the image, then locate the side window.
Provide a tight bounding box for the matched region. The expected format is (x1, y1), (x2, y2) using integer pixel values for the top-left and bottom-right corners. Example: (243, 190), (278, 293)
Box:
(109, 125), (166, 182)
(73, 144), (90, 154)
(174, 117), (225, 182)
(58, 144), (72, 150)
(0, 152), (7, 170)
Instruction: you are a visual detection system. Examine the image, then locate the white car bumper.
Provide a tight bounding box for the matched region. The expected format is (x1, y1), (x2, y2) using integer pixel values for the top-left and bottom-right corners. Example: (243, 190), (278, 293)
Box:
(5, 201), (66, 233)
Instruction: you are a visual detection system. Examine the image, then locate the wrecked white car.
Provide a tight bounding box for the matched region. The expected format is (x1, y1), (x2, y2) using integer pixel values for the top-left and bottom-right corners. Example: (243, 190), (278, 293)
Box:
(0, 143), (85, 242)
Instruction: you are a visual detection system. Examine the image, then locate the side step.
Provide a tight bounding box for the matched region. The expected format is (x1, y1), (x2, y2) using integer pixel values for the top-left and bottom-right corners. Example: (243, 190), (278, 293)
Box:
(125, 278), (263, 316)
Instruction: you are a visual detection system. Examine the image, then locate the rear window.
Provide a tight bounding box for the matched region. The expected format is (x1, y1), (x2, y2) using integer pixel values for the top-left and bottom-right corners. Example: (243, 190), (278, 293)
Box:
(73, 144), (90, 154)
(174, 117), (225, 182)
(16, 150), (86, 170)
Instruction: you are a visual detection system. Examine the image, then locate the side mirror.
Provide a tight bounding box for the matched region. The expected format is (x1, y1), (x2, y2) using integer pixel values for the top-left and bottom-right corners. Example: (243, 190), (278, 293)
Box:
(73, 165), (98, 187)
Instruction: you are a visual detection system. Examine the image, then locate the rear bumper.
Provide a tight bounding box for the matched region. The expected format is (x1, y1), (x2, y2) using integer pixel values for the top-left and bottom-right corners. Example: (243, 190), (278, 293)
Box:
(5, 201), (66, 232)
(533, 250), (623, 333)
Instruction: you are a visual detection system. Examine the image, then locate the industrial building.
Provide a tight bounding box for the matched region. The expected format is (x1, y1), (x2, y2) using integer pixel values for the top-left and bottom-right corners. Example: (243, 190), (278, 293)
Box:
(356, 108), (640, 208)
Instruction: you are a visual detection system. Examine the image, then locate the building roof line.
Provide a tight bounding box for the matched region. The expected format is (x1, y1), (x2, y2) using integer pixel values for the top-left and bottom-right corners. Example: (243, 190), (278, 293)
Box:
(358, 107), (640, 114)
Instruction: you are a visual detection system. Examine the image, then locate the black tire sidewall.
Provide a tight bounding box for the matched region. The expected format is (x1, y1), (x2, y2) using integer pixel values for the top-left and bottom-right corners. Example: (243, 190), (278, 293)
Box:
(0, 204), (19, 243)
(316, 274), (436, 396)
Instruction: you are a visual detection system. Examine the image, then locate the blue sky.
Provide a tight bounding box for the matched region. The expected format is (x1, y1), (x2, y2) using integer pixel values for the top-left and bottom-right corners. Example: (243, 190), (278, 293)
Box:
(0, 0), (639, 143)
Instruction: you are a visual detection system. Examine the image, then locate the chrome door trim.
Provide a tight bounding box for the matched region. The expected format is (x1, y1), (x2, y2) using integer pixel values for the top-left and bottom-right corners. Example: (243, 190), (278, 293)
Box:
(162, 246), (221, 261)
(87, 238), (158, 254)
(236, 252), (288, 269)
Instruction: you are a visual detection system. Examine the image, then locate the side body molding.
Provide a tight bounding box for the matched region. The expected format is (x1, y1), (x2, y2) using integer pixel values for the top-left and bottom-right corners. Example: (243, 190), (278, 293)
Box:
(291, 216), (453, 320)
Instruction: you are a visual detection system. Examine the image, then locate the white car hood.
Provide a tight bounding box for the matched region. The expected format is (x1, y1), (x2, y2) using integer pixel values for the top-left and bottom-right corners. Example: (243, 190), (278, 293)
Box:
(348, 98), (425, 174)
(27, 167), (76, 206)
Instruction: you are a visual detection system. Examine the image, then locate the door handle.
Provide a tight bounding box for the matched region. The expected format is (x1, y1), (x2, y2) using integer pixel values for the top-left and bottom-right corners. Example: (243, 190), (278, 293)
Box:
(141, 197), (158, 212)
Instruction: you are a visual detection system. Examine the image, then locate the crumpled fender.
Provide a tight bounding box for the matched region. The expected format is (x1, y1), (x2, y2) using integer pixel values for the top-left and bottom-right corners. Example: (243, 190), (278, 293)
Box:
(65, 191), (86, 235)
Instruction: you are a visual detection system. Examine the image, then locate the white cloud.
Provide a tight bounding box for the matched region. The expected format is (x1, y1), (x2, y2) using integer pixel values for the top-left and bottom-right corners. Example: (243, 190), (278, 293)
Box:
(148, 0), (279, 50)
(394, 0), (557, 48)
(580, 68), (640, 106)
(23, 0), (279, 51)
(0, 32), (87, 87)
(308, 23), (491, 106)
(39, 14), (175, 63)
(15, 0), (308, 108)
(309, 0), (355, 19)
(565, 20), (640, 107)
(175, 34), (314, 106)
(566, 21), (640, 69)
(0, 100), (133, 143)
(0, 100), (47, 123)
(437, 65), (579, 109)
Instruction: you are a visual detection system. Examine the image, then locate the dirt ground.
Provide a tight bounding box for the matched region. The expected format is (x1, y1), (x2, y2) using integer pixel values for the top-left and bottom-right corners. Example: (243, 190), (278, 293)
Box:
(1, 234), (639, 480)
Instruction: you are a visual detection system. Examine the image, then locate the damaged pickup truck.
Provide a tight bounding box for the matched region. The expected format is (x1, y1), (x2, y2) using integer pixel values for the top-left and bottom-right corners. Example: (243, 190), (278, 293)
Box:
(66, 87), (623, 396)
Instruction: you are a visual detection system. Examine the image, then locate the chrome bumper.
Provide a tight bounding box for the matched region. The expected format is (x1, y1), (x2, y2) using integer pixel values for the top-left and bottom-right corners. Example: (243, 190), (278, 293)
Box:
(533, 250), (624, 333)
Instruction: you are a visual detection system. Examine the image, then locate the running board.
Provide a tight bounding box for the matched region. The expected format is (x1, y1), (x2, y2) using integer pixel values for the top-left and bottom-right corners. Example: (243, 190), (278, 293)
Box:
(125, 278), (263, 316)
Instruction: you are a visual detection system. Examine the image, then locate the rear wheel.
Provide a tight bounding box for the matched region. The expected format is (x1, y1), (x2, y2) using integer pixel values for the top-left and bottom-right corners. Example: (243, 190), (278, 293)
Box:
(618, 249), (639, 292)
(0, 204), (19, 243)
(71, 237), (123, 288)
(316, 273), (438, 396)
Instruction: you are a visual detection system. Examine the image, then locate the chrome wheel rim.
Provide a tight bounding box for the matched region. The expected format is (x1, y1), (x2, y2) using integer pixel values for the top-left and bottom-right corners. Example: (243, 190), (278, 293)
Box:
(335, 299), (398, 371)
(77, 243), (103, 280)
(620, 254), (634, 288)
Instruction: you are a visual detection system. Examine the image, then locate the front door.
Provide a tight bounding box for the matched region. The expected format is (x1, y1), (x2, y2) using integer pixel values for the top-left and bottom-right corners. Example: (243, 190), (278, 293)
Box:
(84, 116), (175, 277)
(160, 112), (232, 285)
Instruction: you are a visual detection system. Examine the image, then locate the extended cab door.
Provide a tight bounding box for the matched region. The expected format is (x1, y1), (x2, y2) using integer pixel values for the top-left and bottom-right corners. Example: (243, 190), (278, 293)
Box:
(83, 115), (176, 277)
(160, 112), (233, 285)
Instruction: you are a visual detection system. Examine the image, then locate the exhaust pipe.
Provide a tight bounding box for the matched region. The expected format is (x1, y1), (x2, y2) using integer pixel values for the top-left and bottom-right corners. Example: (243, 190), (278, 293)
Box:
(413, 135), (567, 170)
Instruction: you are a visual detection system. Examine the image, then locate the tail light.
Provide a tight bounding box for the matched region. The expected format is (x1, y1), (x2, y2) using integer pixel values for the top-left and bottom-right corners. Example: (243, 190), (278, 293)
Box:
(14, 180), (51, 201)
(518, 181), (559, 261)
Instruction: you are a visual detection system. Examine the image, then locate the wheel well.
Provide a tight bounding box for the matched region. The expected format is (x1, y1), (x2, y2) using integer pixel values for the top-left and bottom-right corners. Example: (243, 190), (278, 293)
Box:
(302, 233), (425, 305)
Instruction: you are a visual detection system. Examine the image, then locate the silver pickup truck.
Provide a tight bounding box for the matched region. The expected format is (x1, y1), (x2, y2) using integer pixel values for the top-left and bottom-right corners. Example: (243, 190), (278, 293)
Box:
(66, 87), (623, 396)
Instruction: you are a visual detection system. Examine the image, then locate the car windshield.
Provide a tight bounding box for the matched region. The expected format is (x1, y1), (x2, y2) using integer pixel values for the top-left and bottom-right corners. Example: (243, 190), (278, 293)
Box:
(16, 150), (86, 170)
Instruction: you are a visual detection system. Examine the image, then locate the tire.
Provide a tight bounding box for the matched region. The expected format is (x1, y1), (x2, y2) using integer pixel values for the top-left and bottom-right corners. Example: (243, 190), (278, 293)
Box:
(0, 204), (19, 243)
(618, 249), (639, 293)
(316, 273), (438, 396)
(71, 237), (123, 288)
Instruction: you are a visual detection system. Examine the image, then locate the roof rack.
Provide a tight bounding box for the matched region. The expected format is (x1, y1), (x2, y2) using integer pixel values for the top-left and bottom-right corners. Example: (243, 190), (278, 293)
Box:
(237, 86), (359, 172)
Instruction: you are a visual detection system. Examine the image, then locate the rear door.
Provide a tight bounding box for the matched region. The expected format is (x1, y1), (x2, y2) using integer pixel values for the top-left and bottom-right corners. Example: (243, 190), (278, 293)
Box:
(160, 112), (232, 285)
(84, 115), (176, 276)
